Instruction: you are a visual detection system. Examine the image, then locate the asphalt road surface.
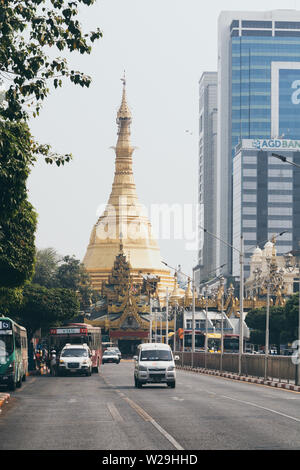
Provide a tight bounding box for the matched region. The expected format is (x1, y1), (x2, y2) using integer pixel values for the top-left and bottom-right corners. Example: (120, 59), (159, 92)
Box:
(0, 360), (300, 450)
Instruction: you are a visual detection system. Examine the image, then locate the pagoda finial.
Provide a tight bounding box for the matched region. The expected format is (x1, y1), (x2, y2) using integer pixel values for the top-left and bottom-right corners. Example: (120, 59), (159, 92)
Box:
(121, 70), (126, 87)
(117, 71), (131, 122)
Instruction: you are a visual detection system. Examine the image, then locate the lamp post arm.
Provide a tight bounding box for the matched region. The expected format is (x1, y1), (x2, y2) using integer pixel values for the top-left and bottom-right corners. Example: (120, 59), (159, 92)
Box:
(272, 153), (300, 169)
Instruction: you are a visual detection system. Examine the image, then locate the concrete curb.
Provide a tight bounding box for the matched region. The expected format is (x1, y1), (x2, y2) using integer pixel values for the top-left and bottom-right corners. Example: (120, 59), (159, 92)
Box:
(0, 392), (10, 411)
(177, 365), (300, 392)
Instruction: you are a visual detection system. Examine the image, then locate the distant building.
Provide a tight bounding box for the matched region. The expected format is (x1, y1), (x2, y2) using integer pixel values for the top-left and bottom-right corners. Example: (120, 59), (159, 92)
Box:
(194, 72), (218, 288)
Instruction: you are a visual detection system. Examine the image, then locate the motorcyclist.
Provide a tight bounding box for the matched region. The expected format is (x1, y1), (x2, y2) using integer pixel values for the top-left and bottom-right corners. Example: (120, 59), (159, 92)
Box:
(50, 349), (57, 376)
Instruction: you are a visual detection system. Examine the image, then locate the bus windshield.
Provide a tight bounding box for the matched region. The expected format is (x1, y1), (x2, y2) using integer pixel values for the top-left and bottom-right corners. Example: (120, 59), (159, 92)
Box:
(0, 335), (14, 358)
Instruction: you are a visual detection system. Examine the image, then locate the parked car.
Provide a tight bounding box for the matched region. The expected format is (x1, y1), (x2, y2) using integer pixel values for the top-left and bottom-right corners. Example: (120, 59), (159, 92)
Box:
(102, 350), (120, 364)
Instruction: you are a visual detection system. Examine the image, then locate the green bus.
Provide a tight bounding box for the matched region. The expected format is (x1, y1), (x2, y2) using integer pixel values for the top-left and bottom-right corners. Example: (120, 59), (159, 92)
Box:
(0, 317), (28, 391)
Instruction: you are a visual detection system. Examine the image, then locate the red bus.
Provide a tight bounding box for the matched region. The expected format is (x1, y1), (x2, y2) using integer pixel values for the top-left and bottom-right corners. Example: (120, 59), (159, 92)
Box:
(48, 323), (102, 373)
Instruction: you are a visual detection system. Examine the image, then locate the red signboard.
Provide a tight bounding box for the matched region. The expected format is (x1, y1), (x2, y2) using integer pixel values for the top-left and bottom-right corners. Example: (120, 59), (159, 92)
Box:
(110, 330), (149, 338)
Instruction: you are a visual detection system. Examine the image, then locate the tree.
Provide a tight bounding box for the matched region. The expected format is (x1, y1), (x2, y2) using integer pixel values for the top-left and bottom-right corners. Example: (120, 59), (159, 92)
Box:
(0, 0), (102, 133)
(284, 293), (299, 342)
(246, 303), (293, 351)
(32, 250), (97, 311)
(11, 282), (79, 340)
(0, 1), (102, 291)
(55, 255), (93, 310)
(32, 247), (59, 288)
(0, 120), (37, 289)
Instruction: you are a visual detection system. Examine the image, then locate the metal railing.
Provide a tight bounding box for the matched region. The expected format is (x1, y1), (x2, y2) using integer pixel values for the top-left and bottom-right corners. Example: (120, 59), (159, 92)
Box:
(176, 352), (297, 383)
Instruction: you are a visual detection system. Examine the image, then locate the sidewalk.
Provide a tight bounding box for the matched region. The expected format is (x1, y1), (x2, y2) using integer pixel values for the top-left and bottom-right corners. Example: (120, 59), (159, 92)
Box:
(177, 365), (300, 392)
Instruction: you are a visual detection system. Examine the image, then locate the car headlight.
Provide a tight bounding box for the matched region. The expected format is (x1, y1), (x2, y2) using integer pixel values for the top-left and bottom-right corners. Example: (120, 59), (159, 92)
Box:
(59, 359), (65, 364)
(167, 365), (175, 371)
(139, 365), (147, 371)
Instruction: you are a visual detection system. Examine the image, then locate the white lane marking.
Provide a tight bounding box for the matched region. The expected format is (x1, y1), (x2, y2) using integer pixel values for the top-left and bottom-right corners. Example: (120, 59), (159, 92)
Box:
(107, 402), (124, 423)
(172, 397), (184, 402)
(221, 394), (300, 423)
(123, 397), (184, 450)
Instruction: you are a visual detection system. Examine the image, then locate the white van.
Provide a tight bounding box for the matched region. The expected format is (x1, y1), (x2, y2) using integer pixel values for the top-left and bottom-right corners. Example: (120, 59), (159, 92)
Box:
(133, 343), (179, 388)
(58, 343), (92, 376)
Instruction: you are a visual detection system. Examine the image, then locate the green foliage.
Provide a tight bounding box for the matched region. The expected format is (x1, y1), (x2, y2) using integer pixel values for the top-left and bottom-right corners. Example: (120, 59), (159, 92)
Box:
(284, 293), (299, 341)
(54, 254), (94, 310)
(32, 250), (96, 310)
(0, 286), (23, 316)
(0, 0), (102, 120)
(32, 247), (59, 287)
(0, 198), (37, 288)
(11, 282), (80, 340)
(246, 298), (299, 349)
(0, 0), (102, 165)
(0, 120), (37, 288)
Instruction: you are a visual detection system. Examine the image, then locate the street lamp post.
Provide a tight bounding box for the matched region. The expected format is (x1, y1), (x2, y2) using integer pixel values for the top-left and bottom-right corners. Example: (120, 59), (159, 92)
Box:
(239, 235), (244, 376)
(149, 296), (152, 343)
(285, 250), (300, 386)
(271, 152), (300, 386)
(173, 302), (177, 353)
(154, 307), (157, 343)
(162, 261), (196, 360)
(220, 276), (225, 373)
(192, 270), (196, 368)
(166, 287), (169, 346)
(264, 254), (271, 380)
(205, 286), (208, 370)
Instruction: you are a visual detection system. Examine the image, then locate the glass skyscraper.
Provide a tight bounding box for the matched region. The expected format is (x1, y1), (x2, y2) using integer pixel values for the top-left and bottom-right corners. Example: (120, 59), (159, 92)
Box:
(231, 19), (300, 157)
(216, 10), (300, 280)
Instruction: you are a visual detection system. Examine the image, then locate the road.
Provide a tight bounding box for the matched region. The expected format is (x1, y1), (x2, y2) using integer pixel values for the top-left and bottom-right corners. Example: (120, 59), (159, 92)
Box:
(0, 360), (300, 450)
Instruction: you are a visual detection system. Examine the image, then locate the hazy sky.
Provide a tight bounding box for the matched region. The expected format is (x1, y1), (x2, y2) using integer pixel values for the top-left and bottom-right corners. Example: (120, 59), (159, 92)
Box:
(27, 0), (298, 277)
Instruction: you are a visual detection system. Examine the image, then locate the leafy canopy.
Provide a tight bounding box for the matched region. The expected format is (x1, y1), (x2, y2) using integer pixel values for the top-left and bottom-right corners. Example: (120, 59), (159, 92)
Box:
(0, 0), (102, 165)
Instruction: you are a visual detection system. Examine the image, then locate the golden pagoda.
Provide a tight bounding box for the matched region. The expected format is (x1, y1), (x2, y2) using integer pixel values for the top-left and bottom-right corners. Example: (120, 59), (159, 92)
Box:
(83, 77), (174, 296)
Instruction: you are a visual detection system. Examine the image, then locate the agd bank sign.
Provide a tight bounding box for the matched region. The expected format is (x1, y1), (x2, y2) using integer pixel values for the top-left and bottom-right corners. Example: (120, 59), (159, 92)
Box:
(247, 138), (300, 151)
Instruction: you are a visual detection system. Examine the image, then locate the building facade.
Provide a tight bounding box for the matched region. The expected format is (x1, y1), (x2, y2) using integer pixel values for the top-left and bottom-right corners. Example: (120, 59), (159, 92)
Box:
(195, 72), (218, 288)
(232, 139), (300, 277)
(217, 10), (300, 280)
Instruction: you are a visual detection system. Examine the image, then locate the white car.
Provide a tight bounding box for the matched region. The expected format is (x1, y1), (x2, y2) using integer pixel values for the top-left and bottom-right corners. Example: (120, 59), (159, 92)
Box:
(107, 347), (122, 360)
(58, 344), (93, 376)
(102, 350), (120, 364)
(133, 343), (179, 388)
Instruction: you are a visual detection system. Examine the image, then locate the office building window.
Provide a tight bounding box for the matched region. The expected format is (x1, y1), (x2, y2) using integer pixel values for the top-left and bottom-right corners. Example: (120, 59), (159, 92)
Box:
(243, 194), (257, 202)
(243, 181), (257, 189)
(269, 219), (292, 228)
(243, 206), (257, 215)
(243, 168), (257, 177)
(268, 181), (293, 190)
(268, 207), (292, 216)
(268, 194), (293, 203)
(243, 219), (257, 227)
(242, 20), (272, 28)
